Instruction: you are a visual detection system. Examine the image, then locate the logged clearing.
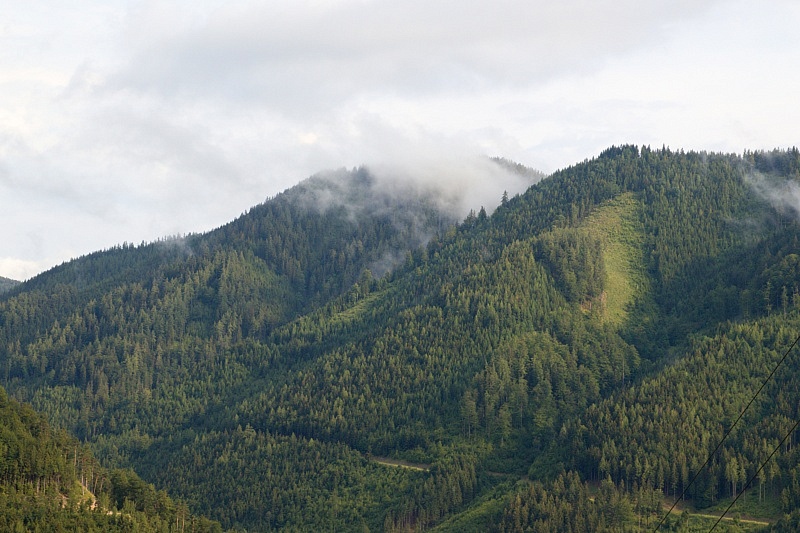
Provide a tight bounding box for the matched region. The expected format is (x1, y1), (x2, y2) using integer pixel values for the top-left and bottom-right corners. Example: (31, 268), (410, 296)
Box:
(581, 192), (650, 327)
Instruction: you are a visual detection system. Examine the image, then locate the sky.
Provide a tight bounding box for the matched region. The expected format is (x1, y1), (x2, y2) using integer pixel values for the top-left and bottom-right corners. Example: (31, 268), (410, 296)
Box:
(2, 0), (799, 281)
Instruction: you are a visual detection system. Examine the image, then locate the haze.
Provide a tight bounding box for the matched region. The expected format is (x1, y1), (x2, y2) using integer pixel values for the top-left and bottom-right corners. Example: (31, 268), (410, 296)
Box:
(1, 0), (799, 280)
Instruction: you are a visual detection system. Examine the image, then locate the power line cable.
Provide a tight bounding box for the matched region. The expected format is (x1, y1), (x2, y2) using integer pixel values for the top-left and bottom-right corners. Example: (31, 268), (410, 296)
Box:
(653, 329), (800, 531)
(709, 416), (800, 531)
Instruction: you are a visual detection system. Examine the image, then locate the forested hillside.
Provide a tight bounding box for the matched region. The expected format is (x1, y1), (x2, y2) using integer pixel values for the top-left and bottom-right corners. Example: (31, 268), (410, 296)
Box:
(2, 146), (800, 530)
(0, 385), (221, 531)
(0, 276), (18, 294)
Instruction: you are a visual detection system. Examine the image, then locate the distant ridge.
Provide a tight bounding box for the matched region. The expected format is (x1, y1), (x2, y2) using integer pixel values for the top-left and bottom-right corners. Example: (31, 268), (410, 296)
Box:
(0, 275), (19, 294)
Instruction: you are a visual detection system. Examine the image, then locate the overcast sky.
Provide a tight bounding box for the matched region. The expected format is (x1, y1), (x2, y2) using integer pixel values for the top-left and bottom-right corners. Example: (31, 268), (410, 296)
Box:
(2, 0), (799, 280)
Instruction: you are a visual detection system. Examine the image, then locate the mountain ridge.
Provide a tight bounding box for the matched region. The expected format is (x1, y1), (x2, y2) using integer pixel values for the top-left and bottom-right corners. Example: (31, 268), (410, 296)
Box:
(3, 145), (800, 530)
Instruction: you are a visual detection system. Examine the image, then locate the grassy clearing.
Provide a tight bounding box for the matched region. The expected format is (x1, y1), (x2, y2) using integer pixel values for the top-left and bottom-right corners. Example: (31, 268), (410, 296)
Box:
(703, 487), (782, 522)
(580, 192), (651, 328)
(72, 480), (97, 509)
(655, 488), (778, 532)
(655, 507), (770, 531)
(429, 481), (515, 533)
(325, 290), (383, 327)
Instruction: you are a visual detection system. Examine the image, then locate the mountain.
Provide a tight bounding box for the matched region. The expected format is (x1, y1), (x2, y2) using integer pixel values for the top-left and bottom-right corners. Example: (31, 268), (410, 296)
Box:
(2, 146), (800, 531)
(0, 276), (19, 294)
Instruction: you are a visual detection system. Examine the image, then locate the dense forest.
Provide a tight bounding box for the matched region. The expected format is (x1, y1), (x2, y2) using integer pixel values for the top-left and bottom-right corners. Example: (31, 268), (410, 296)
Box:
(0, 277), (18, 295)
(0, 384), (221, 531)
(2, 147), (800, 530)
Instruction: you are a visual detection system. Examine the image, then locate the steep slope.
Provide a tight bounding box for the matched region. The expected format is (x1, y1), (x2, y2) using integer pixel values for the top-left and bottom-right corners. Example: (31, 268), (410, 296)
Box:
(0, 385), (221, 532)
(3, 146), (800, 530)
(495, 308), (800, 531)
(1, 166), (467, 352)
(136, 147), (776, 529)
(0, 162), (533, 530)
(477, 148), (800, 530)
(578, 192), (650, 328)
(0, 167), (469, 441)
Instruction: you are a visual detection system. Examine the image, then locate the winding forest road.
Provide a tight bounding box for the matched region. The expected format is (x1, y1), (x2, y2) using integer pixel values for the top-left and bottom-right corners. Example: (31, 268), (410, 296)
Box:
(369, 456), (431, 471)
(662, 502), (774, 527)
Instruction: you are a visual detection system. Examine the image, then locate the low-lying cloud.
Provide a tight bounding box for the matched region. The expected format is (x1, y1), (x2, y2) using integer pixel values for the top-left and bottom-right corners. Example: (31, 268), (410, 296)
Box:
(290, 145), (543, 278)
(745, 170), (800, 221)
(3, 0), (799, 281)
(297, 135), (542, 223)
(366, 154), (538, 219)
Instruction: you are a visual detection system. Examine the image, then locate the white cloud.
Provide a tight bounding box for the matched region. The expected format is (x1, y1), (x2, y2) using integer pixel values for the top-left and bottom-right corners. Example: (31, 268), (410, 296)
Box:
(105, 0), (721, 109)
(0, 258), (49, 282)
(1, 0), (799, 280)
